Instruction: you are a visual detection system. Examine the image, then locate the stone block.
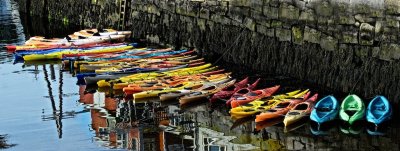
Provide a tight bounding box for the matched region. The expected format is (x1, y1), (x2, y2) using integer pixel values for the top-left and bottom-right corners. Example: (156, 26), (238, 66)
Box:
(276, 28), (292, 41)
(353, 3), (372, 14)
(269, 0), (280, 7)
(303, 26), (320, 44)
(379, 44), (400, 61)
(337, 15), (356, 25)
(385, 0), (400, 15)
(354, 46), (371, 57)
(230, 0), (251, 7)
(372, 47), (380, 58)
(335, 0), (351, 14)
(299, 9), (316, 25)
(199, 8), (210, 19)
(279, 3), (299, 20)
(385, 16), (399, 28)
(315, 1), (333, 17)
(320, 34), (337, 51)
(291, 26), (303, 45)
(354, 14), (375, 23)
(271, 20), (282, 28)
(263, 6), (279, 19)
(197, 18), (206, 31)
(341, 31), (358, 44)
(211, 14), (231, 25)
(256, 24), (275, 37)
(229, 6), (250, 16)
(359, 23), (375, 45)
(251, 0), (264, 12)
(244, 17), (256, 31)
(206, 1), (228, 15)
(186, 2), (200, 17)
(229, 13), (244, 23)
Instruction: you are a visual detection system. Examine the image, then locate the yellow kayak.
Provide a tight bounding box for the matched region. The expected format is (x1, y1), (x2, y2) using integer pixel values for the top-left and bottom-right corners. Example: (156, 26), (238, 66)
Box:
(73, 54), (197, 69)
(23, 53), (63, 61)
(133, 81), (209, 100)
(110, 66), (218, 89)
(23, 46), (133, 61)
(97, 63), (216, 88)
(230, 89), (309, 120)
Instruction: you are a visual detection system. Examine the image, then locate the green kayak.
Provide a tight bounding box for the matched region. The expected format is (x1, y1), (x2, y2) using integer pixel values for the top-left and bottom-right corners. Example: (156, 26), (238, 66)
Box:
(339, 94), (365, 125)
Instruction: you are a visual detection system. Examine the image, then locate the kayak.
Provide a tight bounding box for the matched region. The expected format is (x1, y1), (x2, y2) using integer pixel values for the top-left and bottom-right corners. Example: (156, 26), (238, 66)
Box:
(229, 89), (308, 120)
(96, 63), (214, 88)
(121, 69), (227, 88)
(310, 95), (339, 125)
(132, 78), (231, 100)
(113, 65), (218, 90)
(255, 92), (311, 123)
(124, 73), (231, 95)
(283, 93), (319, 127)
(23, 45), (133, 61)
(72, 55), (199, 69)
(94, 61), (205, 74)
(366, 96), (392, 126)
(228, 85), (281, 108)
(339, 94), (365, 125)
(159, 77), (232, 102)
(179, 79), (236, 105)
(78, 54), (201, 72)
(225, 79), (261, 106)
(210, 78), (259, 103)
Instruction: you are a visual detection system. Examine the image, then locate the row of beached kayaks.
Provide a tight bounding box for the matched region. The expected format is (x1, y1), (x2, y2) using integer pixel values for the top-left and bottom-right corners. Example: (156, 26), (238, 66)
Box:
(10, 29), (392, 133)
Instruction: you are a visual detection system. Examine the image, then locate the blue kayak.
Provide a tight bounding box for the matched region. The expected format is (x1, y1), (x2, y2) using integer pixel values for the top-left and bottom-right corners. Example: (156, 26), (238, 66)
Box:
(91, 49), (188, 61)
(366, 96), (392, 126)
(310, 95), (339, 125)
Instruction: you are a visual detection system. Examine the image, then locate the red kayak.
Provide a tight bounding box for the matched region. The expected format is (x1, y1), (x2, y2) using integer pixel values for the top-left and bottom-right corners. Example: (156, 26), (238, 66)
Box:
(229, 85), (280, 108)
(224, 79), (261, 105)
(210, 77), (259, 103)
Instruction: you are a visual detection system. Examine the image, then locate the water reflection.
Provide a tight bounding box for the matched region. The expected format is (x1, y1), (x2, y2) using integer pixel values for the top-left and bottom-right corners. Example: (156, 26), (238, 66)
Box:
(77, 85), (400, 150)
(0, 0), (25, 46)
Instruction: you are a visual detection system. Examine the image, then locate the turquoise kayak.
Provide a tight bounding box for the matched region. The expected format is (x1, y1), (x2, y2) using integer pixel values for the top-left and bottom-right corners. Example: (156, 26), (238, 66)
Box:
(366, 95), (392, 126)
(310, 95), (339, 125)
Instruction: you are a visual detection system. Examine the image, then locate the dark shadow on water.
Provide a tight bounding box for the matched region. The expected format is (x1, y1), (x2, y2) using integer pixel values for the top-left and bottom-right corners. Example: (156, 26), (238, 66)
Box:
(0, 134), (16, 149)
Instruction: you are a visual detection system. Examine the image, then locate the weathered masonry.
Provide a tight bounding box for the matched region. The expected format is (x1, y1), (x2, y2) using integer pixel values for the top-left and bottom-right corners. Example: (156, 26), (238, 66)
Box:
(17, 0), (400, 104)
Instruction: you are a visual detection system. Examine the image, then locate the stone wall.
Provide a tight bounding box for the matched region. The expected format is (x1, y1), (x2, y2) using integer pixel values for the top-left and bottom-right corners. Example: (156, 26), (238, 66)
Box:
(17, 0), (400, 103)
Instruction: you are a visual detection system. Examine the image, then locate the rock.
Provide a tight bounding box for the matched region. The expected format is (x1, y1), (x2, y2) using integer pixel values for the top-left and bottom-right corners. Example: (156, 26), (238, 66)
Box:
(385, 0), (400, 15)
(263, 5), (279, 19)
(291, 26), (303, 45)
(354, 14), (375, 23)
(299, 9), (316, 25)
(279, 3), (299, 20)
(276, 28), (292, 41)
(320, 34), (337, 51)
(315, 1), (333, 16)
(341, 31), (358, 44)
(303, 26), (321, 44)
(244, 17), (256, 31)
(338, 15), (356, 25)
